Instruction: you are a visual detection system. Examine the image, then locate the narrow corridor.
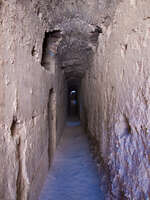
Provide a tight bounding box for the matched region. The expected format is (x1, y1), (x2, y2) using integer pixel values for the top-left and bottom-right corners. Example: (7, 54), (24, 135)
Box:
(39, 119), (105, 200)
(1, 2), (150, 199)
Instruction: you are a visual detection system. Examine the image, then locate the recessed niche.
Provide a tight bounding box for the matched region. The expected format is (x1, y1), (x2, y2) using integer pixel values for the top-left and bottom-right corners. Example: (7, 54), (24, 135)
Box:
(41, 30), (61, 70)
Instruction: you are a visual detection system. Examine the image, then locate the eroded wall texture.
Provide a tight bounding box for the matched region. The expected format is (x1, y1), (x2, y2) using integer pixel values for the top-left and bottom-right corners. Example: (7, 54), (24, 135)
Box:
(0, 1), (66, 199)
(81, 1), (150, 199)
(0, 0), (150, 200)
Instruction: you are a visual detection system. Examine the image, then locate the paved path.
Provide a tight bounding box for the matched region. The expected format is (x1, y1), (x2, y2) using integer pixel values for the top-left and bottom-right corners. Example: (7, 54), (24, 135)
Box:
(39, 120), (105, 200)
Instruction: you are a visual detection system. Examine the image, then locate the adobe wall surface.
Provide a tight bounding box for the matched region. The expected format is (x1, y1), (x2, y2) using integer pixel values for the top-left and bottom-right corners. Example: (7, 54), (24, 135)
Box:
(1, 0), (150, 199)
(81, 1), (150, 199)
(0, 1), (66, 199)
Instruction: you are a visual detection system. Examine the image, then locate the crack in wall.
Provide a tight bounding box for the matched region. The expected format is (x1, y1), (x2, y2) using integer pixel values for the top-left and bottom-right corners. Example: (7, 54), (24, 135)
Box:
(16, 137), (22, 200)
(10, 119), (29, 200)
(16, 125), (29, 200)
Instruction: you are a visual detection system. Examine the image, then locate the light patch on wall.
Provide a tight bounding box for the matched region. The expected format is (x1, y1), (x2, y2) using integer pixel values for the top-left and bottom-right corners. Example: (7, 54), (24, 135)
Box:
(130, 0), (137, 8)
(106, 25), (112, 40)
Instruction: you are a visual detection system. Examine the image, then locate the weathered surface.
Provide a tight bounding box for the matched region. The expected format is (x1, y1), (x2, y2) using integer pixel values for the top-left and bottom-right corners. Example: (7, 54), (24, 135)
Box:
(0, 0), (150, 199)
(0, 1), (66, 199)
(81, 1), (150, 199)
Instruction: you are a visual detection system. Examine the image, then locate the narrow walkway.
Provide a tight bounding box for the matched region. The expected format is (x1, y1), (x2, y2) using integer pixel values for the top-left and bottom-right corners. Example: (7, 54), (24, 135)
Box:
(39, 119), (105, 200)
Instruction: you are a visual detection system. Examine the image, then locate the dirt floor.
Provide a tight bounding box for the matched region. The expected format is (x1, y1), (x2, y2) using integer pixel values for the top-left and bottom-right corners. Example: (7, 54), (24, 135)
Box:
(39, 119), (105, 200)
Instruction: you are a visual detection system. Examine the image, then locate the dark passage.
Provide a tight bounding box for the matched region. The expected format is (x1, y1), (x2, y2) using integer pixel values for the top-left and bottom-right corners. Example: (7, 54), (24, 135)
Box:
(39, 16), (106, 199)
(38, 76), (107, 200)
(67, 88), (79, 118)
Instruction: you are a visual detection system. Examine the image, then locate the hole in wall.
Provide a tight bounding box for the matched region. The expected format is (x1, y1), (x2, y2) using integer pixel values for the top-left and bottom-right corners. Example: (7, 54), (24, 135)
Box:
(95, 26), (103, 34)
(10, 116), (18, 137)
(125, 44), (128, 51)
(41, 30), (61, 70)
(90, 26), (103, 43)
(31, 45), (36, 56)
